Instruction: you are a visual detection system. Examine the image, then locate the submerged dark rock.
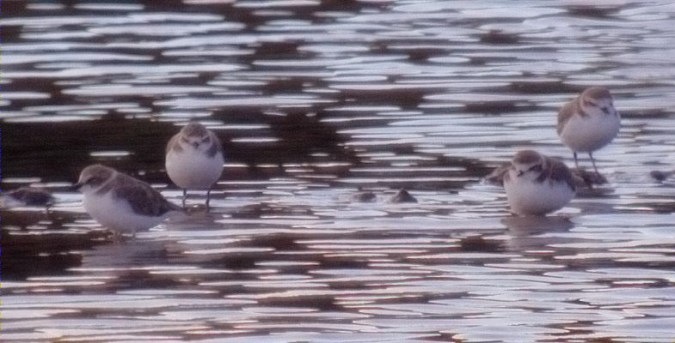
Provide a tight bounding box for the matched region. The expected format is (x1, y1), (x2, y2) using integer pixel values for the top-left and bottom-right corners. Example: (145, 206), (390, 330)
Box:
(388, 189), (417, 203)
(352, 187), (377, 203)
(1, 187), (55, 208)
(650, 170), (673, 182)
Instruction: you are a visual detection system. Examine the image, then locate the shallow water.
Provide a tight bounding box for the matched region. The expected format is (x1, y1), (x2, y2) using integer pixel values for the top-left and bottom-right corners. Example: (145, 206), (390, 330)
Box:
(2, 0), (675, 342)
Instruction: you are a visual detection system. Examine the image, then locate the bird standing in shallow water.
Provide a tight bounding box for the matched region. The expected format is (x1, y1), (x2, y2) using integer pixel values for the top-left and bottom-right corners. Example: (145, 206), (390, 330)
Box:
(557, 86), (620, 174)
(503, 150), (575, 216)
(165, 122), (225, 209)
(75, 164), (182, 238)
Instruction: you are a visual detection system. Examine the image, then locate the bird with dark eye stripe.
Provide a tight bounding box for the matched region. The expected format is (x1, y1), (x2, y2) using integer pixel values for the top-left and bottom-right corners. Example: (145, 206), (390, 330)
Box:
(520, 163), (542, 176)
(165, 122), (225, 210)
(74, 164), (183, 238)
(557, 87), (620, 174)
(503, 150), (575, 216)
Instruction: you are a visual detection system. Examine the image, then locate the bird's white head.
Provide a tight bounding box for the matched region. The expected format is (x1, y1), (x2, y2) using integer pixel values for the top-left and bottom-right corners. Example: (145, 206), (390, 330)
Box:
(510, 150), (545, 180)
(580, 87), (617, 117)
(75, 164), (115, 194)
(179, 122), (213, 152)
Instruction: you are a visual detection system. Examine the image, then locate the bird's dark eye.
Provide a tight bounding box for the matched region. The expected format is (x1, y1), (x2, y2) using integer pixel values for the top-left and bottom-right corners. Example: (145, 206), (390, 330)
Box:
(86, 177), (101, 185)
(528, 165), (542, 173)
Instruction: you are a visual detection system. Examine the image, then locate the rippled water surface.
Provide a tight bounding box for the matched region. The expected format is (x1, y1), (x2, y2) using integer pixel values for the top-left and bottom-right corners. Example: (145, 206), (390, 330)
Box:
(2, 1), (675, 342)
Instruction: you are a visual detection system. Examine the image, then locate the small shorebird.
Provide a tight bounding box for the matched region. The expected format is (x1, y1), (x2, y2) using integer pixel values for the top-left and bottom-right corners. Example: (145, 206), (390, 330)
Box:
(503, 150), (576, 216)
(165, 122), (225, 209)
(557, 86), (620, 173)
(75, 164), (182, 237)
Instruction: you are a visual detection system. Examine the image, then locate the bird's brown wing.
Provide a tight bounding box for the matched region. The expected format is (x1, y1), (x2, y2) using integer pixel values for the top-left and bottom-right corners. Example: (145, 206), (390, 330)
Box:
(207, 130), (224, 158)
(546, 157), (576, 192)
(114, 174), (182, 216)
(557, 100), (577, 135)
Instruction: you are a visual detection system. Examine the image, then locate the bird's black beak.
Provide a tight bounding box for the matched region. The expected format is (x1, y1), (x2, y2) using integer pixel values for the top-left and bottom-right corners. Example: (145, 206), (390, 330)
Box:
(69, 182), (83, 192)
(517, 170), (524, 177)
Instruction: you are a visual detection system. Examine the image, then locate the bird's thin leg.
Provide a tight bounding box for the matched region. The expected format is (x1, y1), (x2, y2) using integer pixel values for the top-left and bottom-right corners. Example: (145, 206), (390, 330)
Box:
(589, 152), (599, 174)
(206, 189), (211, 211)
(182, 189), (187, 208)
(573, 152), (579, 169)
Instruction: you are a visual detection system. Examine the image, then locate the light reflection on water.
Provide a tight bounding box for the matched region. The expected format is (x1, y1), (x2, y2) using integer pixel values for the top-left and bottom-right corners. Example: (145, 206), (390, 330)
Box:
(2, 0), (675, 342)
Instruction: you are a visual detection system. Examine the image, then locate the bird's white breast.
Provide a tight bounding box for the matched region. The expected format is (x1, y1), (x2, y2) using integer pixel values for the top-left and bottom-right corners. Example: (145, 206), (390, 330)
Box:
(504, 171), (574, 216)
(83, 191), (168, 233)
(560, 111), (620, 153)
(166, 148), (224, 189)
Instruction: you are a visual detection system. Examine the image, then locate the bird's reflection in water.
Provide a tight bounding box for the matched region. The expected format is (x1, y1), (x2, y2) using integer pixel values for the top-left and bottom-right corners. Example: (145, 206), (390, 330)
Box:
(80, 232), (171, 268)
(501, 215), (575, 252)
